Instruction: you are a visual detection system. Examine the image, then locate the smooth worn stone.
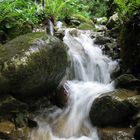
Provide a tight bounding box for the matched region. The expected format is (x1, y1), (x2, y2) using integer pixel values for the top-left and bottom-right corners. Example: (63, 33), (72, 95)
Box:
(89, 89), (138, 127)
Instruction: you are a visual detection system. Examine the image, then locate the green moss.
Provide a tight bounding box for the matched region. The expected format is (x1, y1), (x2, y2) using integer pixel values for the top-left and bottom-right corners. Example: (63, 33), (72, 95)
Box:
(3, 32), (47, 57)
(78, 23), (95, 30)
(0, 33), (68, 99)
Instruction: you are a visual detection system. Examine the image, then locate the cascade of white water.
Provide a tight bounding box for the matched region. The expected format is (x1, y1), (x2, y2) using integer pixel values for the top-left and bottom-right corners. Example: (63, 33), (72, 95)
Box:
(64, 29), (117, 83)
(30, 29), (118, 140)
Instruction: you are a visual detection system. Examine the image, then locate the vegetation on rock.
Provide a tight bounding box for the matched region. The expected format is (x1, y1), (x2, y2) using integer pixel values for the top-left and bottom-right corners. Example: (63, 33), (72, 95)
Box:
(0, 32), (68, 99)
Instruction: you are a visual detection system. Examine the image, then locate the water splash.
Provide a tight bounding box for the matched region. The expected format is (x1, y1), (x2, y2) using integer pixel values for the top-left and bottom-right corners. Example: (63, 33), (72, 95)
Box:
(30, 29), (118, 140)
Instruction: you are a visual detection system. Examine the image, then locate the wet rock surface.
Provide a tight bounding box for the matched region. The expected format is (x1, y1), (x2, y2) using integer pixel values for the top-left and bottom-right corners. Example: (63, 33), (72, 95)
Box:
(95, 35), (111, 45)
(98, 127), (134, 140)
(94, 30), (120, 61)
(114, 74), (140, 91)
(54, 86), (69, 108)
(89, 89), (139, 127)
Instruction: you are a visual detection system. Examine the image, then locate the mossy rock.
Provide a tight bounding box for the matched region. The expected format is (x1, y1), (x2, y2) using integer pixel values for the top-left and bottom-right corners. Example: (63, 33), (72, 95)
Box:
(0, 32), (68, 99)
(89, 89), (139, 127)
(78, 23), (95, 30)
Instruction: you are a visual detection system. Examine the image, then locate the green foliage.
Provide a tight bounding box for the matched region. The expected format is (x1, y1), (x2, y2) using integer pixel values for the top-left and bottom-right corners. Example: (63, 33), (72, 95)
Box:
(79, 0), (108, 18)
(42, 0), (90, 21)
(0, 0), (39, 27)
(0, 0), (40, 42)
(114, 0), (140, 24)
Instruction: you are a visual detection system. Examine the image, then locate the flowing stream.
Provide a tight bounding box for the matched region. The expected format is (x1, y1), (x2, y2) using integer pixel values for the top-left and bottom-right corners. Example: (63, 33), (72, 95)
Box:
(30, 29), (118, 140)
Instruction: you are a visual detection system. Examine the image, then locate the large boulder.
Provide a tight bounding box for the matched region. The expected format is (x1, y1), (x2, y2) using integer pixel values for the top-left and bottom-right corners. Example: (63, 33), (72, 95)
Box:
(120, 10), (140, 76)
(89, 89), (139, 127)
(0, 32), (68, 99)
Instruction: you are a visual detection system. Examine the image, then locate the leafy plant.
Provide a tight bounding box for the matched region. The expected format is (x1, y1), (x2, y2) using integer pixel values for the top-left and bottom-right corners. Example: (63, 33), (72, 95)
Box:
(0, 0), (39, 26)
(0, 0), (40, 42)
(79, 0), (108, 18)
(114, 0), (140, 24)
(42, 0), (90, 21)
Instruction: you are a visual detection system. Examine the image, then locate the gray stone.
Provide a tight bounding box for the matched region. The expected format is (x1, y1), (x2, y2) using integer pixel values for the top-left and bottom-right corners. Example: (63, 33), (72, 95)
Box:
(89, 89), (138, 127)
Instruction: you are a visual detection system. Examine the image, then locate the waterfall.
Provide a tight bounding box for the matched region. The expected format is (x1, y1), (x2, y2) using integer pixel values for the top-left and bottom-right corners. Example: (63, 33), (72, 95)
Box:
(30, 29), (118, 140)
(46, 19), (54, 36)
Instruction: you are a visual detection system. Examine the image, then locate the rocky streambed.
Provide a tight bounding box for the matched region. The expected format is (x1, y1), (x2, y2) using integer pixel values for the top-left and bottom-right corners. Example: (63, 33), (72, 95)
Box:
(0, 11), (140, 139)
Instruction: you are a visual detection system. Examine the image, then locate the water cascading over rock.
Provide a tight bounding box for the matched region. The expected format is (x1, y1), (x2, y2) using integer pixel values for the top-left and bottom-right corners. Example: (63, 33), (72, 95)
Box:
(30, 29), (118, 140)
